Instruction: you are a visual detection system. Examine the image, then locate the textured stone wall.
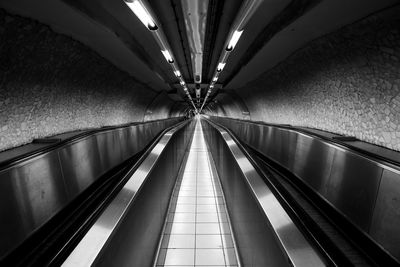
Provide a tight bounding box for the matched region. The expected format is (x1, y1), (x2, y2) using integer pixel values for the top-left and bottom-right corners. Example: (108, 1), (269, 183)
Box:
(0, 9), (160, 152)
(234, 7), (400, 151)
(211, 92), (251, 120)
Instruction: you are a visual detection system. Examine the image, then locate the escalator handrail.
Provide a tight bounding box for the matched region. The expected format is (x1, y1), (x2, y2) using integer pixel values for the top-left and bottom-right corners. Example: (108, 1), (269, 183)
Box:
(61, 119), (191, 266)
(206, 116), (400, 171)
(203, 117), (327, 267)
(1, 119), (188, 266)
(0, 117), (184, 170)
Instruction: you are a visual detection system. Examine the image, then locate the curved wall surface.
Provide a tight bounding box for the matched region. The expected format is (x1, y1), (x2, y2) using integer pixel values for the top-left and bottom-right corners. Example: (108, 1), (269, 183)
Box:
(209, 6), (400, 151)
(143, 92), (179, 121)
(0, 9), (178, 152)
(211, 92), (251, 120)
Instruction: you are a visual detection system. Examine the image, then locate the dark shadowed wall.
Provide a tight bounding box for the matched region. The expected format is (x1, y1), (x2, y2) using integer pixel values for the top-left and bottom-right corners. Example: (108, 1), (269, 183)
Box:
(0, 9), (174, 152)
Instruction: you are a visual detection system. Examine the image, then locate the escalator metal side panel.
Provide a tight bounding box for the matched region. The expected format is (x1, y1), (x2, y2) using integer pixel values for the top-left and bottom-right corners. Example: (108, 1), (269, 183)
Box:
(201, 118), (326, 267)
(0, 151), (68, 258)
(370, 169), (400, 260)
(0, 118), (182, 261)
(210, 116), (400, 262)
(63, 120), (195, 267)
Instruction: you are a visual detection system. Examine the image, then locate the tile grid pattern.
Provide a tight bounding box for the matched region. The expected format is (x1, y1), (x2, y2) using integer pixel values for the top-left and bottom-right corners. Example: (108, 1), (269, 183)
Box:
(156, 120), (239, 266)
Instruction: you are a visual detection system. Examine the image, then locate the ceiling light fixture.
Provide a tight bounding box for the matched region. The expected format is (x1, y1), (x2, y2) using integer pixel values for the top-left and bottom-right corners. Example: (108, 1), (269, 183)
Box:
(199, 0), (263, 114)
(124, 0), (158, 31)
(226, 30), (244, 51)
(125, 0), (196, 111)
(161, 50), (174, 63)
(217, 63), (225, 72)
(174, 70), (181, 77)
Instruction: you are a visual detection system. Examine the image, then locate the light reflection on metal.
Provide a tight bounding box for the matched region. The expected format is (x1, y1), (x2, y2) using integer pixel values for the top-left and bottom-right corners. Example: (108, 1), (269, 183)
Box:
(181, 0), (209, 84)
(62, 121), (188, 266)
(205, 118), (326, 266)
(200, 0), (264, 113)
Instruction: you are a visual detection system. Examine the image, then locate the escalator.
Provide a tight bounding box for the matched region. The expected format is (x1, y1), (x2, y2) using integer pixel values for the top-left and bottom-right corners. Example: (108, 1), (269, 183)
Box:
(0, 118), (184, 266)
(1, 116), (398, 266)
(62, 117), (326, 266)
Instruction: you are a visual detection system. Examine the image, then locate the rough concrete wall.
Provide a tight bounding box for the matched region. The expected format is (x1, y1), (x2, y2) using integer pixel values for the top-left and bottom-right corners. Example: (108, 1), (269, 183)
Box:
(236, 7), (400, 151)
(143, 92), (177, 121)
(211, 92), (251, 120)
(0, 9), (158, 152)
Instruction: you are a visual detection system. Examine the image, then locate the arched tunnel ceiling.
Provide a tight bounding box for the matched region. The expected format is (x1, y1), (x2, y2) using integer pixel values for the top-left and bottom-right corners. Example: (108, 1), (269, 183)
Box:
(0, 0), (172, 92)
(222, 0), (399, 90)
(0, 0), (397, 109)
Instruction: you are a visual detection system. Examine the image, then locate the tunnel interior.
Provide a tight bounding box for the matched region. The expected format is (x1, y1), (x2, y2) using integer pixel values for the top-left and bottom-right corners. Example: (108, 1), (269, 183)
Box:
(1, 0), (400, 266)
(0, 0), (399, 152)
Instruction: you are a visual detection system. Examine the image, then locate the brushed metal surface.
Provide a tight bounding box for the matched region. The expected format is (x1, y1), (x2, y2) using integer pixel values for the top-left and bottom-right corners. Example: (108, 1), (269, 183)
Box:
(96, 130), (123, 172)
(63, 120), (194, 267)
(117, 128), (130, 161)
(209, 116), (400, 261)
(326, 149), (382, 231)
(292, 133), (335, 194)
(202, 118), (326, 267)
(0, 118), (183, 261)
(59, 137), (102, 199)
(0, 152), (67, 257)
(97, 121), (195, 267)
(370, 168), (400, 260)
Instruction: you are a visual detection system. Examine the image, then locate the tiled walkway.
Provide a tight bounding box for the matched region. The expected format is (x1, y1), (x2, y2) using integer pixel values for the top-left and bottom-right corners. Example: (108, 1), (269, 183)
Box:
(156, 119), (240, 266)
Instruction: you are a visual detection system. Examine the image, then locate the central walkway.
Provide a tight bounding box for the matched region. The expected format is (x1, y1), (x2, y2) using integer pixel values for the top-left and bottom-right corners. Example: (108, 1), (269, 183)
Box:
(156, 118), (240, 266)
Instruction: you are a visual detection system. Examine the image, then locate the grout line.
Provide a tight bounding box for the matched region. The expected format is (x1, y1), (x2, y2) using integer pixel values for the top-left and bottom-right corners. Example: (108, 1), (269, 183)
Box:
(194, 149), (198, 266)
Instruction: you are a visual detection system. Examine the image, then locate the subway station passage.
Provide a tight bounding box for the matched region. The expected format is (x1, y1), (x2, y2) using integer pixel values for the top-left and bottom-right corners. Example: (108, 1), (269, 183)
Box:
(156, 120), (239, 266)
(1, 0), (400, 266)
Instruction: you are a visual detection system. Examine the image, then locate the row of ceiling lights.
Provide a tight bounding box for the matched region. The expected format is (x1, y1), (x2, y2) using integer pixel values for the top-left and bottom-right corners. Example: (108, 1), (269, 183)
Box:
(124, 0), (198, 111)
(125, 0), (263, 113)
(200, 0), (264, 113)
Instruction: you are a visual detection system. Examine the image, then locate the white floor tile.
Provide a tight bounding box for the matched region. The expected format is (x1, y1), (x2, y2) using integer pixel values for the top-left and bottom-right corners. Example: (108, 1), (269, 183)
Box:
(167, 213), (195, 223)
(175, 204), (196, 213)
(196, 223), (220, 234)
(157, 121), (239, 266)
(161, 234), (195, 248)
(196, 235), (223, 248)
(196, 213), (219, 223)
(195, 248), (225, 265)
(165, 222), (195, 234)
(163, 249), (195, 265)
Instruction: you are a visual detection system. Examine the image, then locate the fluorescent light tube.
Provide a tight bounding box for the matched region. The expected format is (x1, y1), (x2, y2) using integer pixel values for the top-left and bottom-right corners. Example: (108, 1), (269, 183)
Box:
(217, 63), (225, 72)
(174, 70), (181, 77)
(125, 0), (158, 30)
(161, 50), (174, 63)
(226, 30), (243, 51)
